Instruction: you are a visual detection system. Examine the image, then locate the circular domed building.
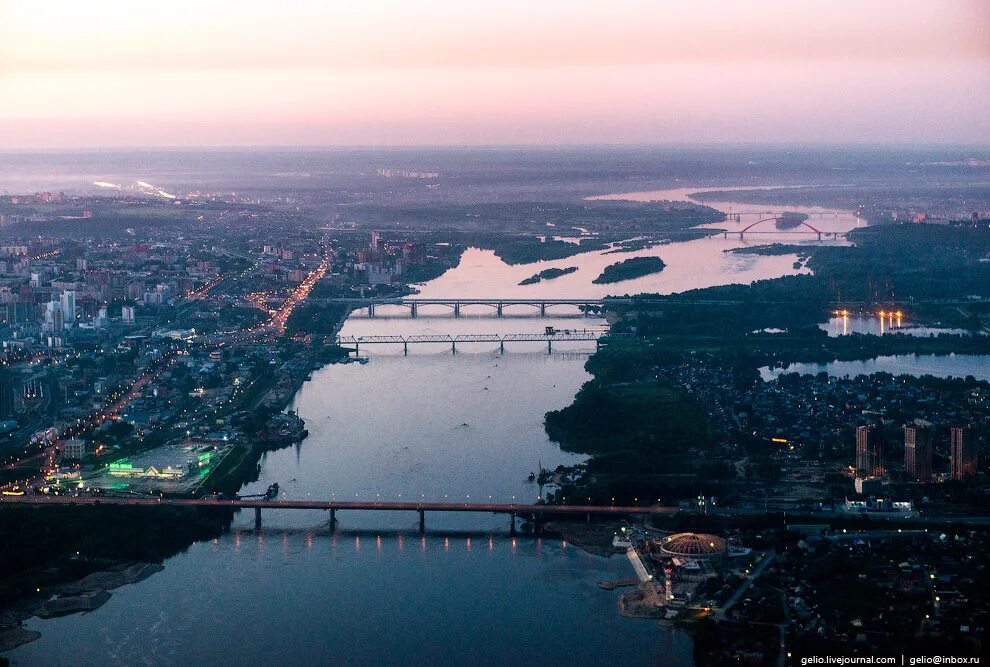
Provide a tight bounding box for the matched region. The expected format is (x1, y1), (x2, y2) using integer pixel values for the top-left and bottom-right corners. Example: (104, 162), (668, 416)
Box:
(656, 533), (727, 562)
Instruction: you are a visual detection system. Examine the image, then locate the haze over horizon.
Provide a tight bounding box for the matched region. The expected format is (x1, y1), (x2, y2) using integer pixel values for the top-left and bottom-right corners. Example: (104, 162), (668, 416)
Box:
(1, 0), (988, 149)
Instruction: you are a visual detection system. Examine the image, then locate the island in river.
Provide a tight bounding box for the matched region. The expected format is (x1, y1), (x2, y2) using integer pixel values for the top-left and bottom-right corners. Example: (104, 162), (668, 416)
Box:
(593, 256), (666, 284)
(518, 266), (578, 285)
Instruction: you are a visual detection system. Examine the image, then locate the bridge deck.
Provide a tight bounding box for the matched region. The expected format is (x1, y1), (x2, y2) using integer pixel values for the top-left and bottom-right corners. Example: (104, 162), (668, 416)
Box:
(316, 298), (606, 304)
(0, 495), (678, 516)
(336, 331), (625, 345)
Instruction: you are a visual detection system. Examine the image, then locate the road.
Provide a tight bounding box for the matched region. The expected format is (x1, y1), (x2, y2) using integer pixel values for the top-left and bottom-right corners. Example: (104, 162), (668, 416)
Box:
(714, 550), (775, 620)
(0, 352), (178, 492)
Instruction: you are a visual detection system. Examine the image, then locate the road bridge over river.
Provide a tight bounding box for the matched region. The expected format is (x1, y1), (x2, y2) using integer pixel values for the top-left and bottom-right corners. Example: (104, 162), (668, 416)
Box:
(312, 297), (607, 318)
(0, 495), (680, 534)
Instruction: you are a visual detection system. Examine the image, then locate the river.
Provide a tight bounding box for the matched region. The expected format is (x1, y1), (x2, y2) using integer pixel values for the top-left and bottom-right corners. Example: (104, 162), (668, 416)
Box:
(378, 186), (862, 302)
(6, 186), (865, 666)
(761, 354), (990, 382)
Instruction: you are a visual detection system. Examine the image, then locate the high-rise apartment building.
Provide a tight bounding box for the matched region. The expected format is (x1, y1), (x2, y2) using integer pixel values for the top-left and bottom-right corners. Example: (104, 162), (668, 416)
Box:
(951, 425), (977, 481)
(904, 420), (933, 482)
(855, 424), (883, 478)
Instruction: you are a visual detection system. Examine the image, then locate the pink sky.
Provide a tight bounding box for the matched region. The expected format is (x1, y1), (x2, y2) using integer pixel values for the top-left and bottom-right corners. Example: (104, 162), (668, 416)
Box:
(1, 0), (987, 148)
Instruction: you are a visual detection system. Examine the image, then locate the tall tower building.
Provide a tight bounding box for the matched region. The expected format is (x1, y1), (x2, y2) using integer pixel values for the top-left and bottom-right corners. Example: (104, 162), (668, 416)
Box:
(855, 424), (883, 477)
(951, 426), (977, 481)
(60, 290), (76, 322)
(45, 300), (64, 332)
(904, 420), (933, 482)
(0, 370), (16, 419)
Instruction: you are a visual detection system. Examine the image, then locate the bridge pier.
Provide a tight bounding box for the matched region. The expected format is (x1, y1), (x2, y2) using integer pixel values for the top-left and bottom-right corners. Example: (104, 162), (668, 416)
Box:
(509, 512), (517, 536)
(254, 506), (262, 530)
(410, 303), (417, 318)
(539, 303), (546, 317)
(496, 303), (503, 318)
(547, 340), (552, 354)
(453, 303), (461, 318)
(403, 341), (408, 356)
(368, 303), (375, 318)
(418, 509), (425, 533)
(329, 508), (336, 530)
(499, 340), (504, 354)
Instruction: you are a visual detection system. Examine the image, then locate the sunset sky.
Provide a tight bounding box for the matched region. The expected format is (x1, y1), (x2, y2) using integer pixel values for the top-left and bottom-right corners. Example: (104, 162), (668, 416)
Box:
(1, 0), (987, 148)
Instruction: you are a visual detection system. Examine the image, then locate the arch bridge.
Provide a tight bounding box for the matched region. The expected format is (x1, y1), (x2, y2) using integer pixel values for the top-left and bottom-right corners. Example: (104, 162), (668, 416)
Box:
(724, 217), (843, 240)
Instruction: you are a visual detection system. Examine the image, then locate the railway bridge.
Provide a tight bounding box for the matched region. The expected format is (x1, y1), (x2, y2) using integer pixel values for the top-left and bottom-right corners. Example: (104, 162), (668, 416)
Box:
(311, 297), (606, 318)
(335, 329), (631, 354)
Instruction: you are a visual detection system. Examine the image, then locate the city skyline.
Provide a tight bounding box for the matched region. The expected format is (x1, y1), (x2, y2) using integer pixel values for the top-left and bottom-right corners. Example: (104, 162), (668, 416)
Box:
(1, 0), (988, 149)
(1, 3), (989, 664)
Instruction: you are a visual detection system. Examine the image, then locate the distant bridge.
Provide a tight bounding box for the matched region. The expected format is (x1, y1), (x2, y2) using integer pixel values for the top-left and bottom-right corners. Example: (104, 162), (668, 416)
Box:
(0, 495), (679, 534)
(336, 330), (631, 354)
(723, 217), (844, 241)
(312, 297), (606, 318)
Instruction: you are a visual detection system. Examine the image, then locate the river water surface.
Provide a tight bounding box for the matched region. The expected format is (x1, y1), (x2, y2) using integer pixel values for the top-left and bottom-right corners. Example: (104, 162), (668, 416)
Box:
(761, 354), (990, 382)
(7, 187), (868, 666)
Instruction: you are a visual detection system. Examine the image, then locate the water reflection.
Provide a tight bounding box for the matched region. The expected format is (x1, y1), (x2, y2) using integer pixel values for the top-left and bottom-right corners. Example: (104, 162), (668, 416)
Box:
(11, 531), (693, 667)
(820, 315), (977, 338)
(145, 525), (588, 560)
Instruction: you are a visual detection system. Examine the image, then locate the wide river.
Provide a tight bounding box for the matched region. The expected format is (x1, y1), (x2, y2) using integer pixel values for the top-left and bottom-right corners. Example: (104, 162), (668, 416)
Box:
(7, 188), (869, 666)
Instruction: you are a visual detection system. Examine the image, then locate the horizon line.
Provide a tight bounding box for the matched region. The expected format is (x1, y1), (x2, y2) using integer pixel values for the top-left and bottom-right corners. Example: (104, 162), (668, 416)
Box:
(3, 141), (990, 154)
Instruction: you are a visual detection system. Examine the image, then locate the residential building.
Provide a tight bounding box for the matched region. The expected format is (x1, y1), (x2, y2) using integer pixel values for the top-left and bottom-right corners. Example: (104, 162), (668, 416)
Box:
(950, 425), (977, 481)
(855, 424), (883, 477)
(904, 419), (933, 482)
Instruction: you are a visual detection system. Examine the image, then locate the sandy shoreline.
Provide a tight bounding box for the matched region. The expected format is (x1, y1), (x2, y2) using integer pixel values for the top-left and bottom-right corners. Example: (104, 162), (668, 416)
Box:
(0, 561), (165, 651)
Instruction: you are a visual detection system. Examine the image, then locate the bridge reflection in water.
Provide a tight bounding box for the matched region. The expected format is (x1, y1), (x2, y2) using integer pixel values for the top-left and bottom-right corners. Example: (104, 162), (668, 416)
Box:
(224, 527), (566, 558)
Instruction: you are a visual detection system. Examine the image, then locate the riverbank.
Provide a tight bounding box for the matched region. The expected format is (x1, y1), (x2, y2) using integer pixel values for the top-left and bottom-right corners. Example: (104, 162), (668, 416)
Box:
(542, 519), (622, 557)
(0, 503), (228, 650)
(0, 311), (349, 646)
(0, 626), (39, 653)
(540, 224), (990, 507)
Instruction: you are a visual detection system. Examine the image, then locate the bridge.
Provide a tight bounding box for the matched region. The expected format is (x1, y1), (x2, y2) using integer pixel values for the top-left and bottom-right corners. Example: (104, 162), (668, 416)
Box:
(0, 495), (679, 535)
(723, 217), (844, 241)
(336, 330), (630, 354)
(312, 297), (606, 318)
